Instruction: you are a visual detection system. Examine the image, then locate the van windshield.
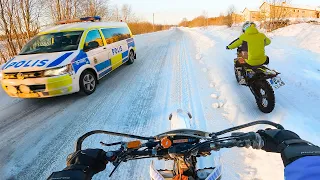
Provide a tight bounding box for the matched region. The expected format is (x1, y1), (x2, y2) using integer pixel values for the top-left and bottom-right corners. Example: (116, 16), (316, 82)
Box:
(20, 31), (83, 55)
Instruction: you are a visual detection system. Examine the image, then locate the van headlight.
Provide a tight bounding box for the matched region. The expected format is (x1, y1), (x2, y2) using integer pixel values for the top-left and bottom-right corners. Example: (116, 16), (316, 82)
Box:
(44, 65), (72, 77)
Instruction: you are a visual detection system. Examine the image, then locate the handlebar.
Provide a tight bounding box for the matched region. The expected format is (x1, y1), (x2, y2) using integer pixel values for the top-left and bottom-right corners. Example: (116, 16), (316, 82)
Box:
(209, 120), (284, 137)
(104, 132), (264, 164)
(73, 120), (283, 176)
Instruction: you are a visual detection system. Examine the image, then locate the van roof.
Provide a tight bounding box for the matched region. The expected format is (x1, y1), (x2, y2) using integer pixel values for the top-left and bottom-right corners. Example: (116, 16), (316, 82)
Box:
(39, 22), (128, 35)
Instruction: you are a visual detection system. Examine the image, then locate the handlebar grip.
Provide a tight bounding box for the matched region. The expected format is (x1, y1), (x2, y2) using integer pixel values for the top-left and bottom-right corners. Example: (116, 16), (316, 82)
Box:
(218, 132), (264, 149)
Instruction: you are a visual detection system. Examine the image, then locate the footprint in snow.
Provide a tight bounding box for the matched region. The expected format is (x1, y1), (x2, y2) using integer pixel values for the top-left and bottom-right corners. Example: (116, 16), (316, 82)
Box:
(210, 93), (219, 99)
(202, 68), (208, 72)
(196, 54), (202, 60)
(212, 101), (225, 109)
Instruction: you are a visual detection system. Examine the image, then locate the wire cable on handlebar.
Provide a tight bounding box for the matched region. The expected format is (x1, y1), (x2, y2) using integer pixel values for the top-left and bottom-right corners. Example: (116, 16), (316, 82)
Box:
(209, 120), (284, 137)
(76, 130), (154, 151)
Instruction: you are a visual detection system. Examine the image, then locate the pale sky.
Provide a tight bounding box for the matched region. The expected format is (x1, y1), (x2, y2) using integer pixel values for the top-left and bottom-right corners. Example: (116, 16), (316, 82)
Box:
(109, 0), (320, 24)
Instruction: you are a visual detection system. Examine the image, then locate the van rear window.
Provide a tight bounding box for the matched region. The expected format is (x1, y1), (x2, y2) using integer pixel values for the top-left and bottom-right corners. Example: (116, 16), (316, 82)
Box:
(101, 27), (131, 44)
(20, 31), (83, 55)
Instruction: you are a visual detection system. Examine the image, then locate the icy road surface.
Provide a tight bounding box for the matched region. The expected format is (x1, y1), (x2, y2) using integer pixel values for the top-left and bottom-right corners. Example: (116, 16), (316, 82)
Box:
(0, 26), (320, 180)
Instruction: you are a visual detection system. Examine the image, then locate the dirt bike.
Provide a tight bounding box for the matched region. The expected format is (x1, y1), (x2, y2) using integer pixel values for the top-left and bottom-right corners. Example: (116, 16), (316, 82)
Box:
(233, 48), (285, 113)
(73, 110), (285, 180)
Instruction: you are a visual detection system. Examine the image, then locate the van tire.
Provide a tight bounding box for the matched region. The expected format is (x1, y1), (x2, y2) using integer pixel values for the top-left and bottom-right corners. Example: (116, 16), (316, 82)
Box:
(127, 50), (135, 65)
(79, 70), (97, 95)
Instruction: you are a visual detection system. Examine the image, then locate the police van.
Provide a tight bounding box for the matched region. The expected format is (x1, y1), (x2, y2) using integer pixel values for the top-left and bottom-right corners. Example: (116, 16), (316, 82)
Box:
(0, 16), (136, 98)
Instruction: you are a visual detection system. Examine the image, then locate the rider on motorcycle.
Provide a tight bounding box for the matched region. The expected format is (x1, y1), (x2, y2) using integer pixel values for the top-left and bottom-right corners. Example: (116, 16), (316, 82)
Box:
(48, 129), (320, 180)
(226, 21), (271, 85)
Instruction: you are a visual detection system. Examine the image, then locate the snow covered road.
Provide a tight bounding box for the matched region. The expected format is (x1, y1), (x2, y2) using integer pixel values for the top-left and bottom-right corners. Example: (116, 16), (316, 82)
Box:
(0, 25), (320, 180)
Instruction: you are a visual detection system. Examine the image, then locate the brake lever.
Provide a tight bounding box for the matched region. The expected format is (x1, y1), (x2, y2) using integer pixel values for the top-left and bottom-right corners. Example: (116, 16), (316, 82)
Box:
(100, 141), (122, 146)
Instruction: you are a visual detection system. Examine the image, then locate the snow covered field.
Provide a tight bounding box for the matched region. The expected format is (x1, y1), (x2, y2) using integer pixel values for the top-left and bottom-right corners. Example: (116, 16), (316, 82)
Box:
(0, 23), (320, 179)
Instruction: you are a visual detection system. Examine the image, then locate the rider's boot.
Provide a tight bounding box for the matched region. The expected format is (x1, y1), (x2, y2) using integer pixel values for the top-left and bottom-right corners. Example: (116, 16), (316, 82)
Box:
(239, 78), (246, 85)
(236, 67), (246, 85)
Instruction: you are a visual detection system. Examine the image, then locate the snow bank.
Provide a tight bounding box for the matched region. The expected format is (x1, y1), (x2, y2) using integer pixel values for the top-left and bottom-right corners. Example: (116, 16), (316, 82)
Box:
(196, 23), (320, 54)
(188, 23), (320, 179)
(269, 23), (320, 53)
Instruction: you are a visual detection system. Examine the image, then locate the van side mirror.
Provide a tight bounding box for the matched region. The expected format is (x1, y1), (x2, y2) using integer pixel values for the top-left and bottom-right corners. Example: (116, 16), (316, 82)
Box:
(84, 41), (99, 52)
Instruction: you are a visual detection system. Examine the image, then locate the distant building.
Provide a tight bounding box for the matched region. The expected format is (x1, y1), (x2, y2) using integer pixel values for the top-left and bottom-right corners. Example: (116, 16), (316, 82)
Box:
(260, 2), (320, 20)
(242, 8), (261, 21)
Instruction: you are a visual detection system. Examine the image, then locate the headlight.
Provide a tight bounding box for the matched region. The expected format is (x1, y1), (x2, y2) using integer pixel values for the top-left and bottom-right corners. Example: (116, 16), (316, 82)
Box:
(44, 65), (72, 77)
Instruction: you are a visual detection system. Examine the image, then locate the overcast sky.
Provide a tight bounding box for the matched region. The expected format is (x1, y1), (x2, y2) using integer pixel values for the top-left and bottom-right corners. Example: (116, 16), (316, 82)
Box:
(109, 0), (320, 24)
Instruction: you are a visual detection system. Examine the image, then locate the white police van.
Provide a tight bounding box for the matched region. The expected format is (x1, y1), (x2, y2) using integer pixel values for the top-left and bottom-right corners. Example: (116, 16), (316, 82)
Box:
(0, 16), (136, 98)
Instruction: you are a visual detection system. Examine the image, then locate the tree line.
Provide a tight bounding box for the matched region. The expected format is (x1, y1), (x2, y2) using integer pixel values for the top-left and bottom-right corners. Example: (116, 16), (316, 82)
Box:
(179, 1), (300, 31)
(0, 0), (172, 63)
(178, 6), (239, 28)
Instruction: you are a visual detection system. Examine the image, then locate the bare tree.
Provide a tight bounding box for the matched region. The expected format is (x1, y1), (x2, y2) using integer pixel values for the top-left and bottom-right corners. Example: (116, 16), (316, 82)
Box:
(262, 0), (292, 31)
(50, 0), (111, 22)
(110, 5), (121, 21)
(0, 0), (43, 62)
(226, 5), (236, 27)
(50, 0), (80, 22)
(121, 4), (132, 22)
(81, 0), (110, 17)
(178, 17), (188, 27)
(202, 11), (208, 27)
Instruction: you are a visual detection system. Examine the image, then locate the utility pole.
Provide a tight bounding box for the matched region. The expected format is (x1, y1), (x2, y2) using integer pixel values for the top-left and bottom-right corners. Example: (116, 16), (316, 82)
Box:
(153, 13), (155, 32)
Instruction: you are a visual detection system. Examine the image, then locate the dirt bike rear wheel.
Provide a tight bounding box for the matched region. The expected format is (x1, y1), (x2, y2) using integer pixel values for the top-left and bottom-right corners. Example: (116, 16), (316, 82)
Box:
(252, 80), (275, 113)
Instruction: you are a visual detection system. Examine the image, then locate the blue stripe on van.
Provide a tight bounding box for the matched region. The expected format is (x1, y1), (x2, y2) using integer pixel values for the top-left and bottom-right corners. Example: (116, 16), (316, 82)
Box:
(128, 41), (135, 48)
(126, 38), (135, 48)
(72, 50), (90, 73)
(95, 59), (111, 72)
(122, 50), (128, 58)
(99, 67), (112, 78)
(2, 57), (15, 70)
(122, 57), (129, 63)
(47, 52), (73, 68)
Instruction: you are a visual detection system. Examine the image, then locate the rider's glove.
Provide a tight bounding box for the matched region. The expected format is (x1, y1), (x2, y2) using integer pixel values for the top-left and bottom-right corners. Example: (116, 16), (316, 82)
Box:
(47, 149), (107, 180)
(257, 129), (301, 153)
(66, 149), (108, 174)
(258, 129), (320, 166)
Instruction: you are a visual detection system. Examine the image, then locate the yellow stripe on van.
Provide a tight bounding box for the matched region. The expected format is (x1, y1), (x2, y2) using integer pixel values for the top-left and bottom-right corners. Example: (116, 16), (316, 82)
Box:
(47, 75), (72, 90)
(111, 53), (123, 69)
(48, 86), (72, 96)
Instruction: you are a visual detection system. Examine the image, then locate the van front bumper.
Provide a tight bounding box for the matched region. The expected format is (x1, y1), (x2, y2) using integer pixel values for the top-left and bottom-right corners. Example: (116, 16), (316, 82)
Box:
(1, 74), (75, 98)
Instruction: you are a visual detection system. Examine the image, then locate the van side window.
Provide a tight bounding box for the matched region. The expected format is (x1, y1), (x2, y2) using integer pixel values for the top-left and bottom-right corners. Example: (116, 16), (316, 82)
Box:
(83, 30), (103, 51)
(102, 27), (131, 44)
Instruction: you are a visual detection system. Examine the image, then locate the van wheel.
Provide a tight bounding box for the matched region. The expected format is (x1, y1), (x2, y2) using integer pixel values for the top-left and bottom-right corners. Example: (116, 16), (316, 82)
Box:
(127, 50), (135, 65)
(80, 70), (97, 95)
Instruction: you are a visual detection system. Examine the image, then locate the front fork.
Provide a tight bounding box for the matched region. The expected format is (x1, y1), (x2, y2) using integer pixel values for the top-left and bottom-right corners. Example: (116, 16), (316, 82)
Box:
(173, 157), (197, 179)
